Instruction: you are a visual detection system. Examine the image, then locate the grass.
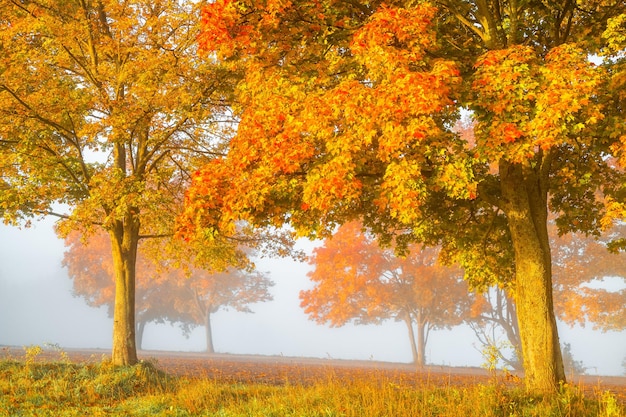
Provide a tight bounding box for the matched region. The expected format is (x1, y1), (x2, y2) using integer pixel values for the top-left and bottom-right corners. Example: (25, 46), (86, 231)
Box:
(0, 347), (623, 417)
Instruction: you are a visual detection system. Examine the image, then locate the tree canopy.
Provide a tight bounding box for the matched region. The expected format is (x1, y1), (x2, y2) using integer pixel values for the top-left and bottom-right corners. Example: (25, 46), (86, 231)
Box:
(183, 0), (626, 393)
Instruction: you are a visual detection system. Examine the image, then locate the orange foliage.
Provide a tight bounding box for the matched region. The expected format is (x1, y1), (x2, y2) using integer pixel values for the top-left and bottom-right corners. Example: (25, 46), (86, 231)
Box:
(300, 222), (472, 364)
(471, 44), (605, 163)
(551, 224), (626, 332)
(181, 1), (473, 242)
(186, 0), (626, 391)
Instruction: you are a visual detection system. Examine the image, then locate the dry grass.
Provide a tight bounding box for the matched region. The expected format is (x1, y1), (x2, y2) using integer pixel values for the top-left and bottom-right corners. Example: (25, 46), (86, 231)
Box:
(0, 346), (623, 417)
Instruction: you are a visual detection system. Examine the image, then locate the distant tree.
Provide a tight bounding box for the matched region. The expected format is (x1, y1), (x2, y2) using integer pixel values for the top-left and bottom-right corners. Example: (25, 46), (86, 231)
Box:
(561, 343), (586, 376)
(63, 231), (274, 352)
(468, 287), (522, 371)
(552, 224), (626, 332)
(174, 261), (274, 354)
(301, 222), (472, 367)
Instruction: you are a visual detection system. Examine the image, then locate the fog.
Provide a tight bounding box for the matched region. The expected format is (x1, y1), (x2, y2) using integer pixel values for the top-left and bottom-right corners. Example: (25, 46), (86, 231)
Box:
(1, 218), (624, 376)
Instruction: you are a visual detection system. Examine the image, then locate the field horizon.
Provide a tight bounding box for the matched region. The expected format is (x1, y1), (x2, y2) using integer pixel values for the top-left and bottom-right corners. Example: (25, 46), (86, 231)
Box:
(2, 344), (624, 392)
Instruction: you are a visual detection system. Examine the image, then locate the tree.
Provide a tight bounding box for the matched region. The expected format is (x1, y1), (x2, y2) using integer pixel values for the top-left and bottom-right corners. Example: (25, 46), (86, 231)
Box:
(468, 287), (522, 371)
(191, 270), (273, 353)
(64, 230), (274, 353)
(0, 0), (258, 365)
(561, 343), (586, 375)
(182, 0), (626, 393)
(301, 222), (471, 367)
(454, 118), (624, 367)
(552, 224), (626, 332)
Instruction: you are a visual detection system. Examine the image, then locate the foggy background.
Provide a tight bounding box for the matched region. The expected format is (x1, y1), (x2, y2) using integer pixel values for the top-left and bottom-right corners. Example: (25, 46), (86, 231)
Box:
(0, 217), (624, 376)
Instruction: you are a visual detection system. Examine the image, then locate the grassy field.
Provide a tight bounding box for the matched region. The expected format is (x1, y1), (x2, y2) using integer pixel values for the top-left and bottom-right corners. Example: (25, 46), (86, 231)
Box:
(0, 346), (623, 417)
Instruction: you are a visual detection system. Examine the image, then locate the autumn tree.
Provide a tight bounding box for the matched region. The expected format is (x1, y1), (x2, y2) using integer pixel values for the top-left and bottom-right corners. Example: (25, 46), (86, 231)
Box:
(0, 0), (272, 365)
(468, 287), (522, 370)
(552, 224), (626, 332)
(64, 230), (274, 353)
(301, 222), (471, 367)
(182, 266), (274, 353)
(455, 117), (624, 370)
(182, 0), (626, 393)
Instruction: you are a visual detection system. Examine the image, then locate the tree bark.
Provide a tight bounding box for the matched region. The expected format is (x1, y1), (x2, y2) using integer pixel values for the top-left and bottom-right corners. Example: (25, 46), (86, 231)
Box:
(109, 213), (140, 366)
(205, 308), (215, 354)
(500, 160), (565, 393)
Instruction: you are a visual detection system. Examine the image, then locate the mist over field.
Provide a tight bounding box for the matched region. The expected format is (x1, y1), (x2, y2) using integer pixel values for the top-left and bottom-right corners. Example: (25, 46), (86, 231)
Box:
(0, 218), (624, 376)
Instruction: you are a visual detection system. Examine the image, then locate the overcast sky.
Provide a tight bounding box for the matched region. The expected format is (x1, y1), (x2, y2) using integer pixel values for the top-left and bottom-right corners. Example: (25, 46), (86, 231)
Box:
(0, 217), (624, 376)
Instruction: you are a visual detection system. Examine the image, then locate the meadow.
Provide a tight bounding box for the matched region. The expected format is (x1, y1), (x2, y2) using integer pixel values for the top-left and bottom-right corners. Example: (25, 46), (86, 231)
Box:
(0, 346), (623, 417)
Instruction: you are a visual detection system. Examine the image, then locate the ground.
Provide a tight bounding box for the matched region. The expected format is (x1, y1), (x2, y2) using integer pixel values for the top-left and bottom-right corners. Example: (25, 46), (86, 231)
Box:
(2, 346), (624, 404)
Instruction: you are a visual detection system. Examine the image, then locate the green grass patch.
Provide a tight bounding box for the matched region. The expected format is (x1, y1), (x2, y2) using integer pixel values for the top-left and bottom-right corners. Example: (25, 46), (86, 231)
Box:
(0, 353), (623, 417)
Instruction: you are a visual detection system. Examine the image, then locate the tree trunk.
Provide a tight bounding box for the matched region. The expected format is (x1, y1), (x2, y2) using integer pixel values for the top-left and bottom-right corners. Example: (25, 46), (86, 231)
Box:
(416, 312), (427, 368)
(500, 160), (565, 393)
(205, 308), (215, 354)
(109, 214), (140, 366)
(404, 311), (426, 367)
(136, 319), (146, 351)
(404, 313), (420, 366)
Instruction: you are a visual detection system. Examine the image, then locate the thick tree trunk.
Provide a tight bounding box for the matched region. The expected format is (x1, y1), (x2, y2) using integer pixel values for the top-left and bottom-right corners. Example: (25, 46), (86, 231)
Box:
(109, 215), (140, 366)
(205, 308), (215, 354)
(500, 161), (565, 393)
